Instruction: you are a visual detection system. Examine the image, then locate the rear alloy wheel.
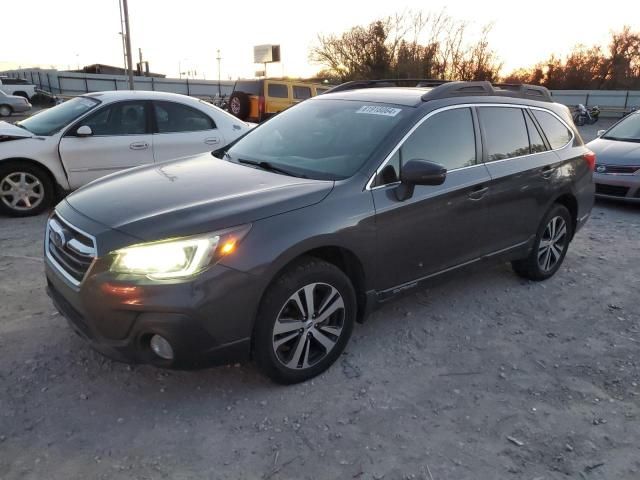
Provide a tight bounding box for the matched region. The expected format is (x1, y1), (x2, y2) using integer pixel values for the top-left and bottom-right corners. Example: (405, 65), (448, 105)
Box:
(0, 105), (11, 117)
(0, 164), (53, 217)
(254, 258), (356, 384)
(512, 204), (573, 281)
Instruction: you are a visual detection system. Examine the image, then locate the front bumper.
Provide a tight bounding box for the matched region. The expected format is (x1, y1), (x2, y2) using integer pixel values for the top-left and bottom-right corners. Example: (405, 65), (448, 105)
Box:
(593, 172), (640, 203)
(45, 256), (260, 368)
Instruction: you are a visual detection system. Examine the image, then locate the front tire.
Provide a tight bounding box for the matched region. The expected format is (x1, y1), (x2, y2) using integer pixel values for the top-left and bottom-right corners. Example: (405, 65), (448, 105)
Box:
(0, 162), (54, 217)
(253, 257), (356, 384)
(512, 204), (573, 281)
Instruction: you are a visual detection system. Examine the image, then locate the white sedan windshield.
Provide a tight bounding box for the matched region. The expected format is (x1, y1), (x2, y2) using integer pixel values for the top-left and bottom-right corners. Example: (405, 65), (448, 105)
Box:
(18, 97), (99, 136)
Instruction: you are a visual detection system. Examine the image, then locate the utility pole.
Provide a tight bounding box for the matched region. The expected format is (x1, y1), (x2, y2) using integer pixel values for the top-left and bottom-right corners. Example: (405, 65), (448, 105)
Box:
(121, 0), (134, 89)
(216, 49), (222, 96)
(118, 0), (127, 72)
(138, 48), (143, 76)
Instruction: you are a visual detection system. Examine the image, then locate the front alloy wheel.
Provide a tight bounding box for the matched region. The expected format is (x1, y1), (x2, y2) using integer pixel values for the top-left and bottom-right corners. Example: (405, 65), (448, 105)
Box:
(272, 283), (345, 370)
(254, 258), (356, 384)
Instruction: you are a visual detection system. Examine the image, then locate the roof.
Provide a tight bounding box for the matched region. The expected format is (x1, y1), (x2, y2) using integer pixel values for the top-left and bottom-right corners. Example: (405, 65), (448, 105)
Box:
(82, 90), (205, 104)
(320, 81), (554, 107)
(316, 88), (432, 107)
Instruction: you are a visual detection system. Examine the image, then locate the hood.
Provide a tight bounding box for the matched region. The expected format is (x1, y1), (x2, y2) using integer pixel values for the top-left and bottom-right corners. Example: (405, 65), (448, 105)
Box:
(587, 138), (640, 165)
(65, 154), (334, 241)
(0, 121), (33, 140)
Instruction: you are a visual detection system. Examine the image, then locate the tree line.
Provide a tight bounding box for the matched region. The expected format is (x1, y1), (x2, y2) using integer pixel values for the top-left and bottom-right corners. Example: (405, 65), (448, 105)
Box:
(310, 12), (640, 89)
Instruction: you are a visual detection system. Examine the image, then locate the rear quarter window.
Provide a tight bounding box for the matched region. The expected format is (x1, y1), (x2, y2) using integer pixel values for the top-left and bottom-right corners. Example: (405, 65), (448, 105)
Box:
(267, 83), (289, 98)
(293, 86), (312, 100)
(233, 81), (262, 96)
(532, 110), (573, 149)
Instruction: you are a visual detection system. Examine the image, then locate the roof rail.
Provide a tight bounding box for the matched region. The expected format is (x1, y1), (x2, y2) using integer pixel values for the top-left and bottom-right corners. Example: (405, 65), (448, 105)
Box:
(421, 81), (553, 103)
(325, 78), (450, 94)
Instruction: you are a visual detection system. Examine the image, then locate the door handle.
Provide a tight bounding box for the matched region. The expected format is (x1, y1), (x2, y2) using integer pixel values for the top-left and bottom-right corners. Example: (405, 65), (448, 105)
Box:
(468, 185), (489, 201)
(204, 137), (220, 145)
(129, 142), (149, 150)
(541, 166), (555, 178)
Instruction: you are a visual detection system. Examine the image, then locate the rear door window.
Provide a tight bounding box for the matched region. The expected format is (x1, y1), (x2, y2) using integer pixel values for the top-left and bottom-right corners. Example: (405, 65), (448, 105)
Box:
(531, 110), (573, 149)
(293, 86), (312, 100)
(478, 107), (530, 162)
(153, 101), (215, 133)
(267, 83), (289, 98)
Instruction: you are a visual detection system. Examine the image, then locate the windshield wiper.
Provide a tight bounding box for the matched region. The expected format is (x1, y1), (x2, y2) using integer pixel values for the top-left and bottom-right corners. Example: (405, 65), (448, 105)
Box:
(603, 136), (640, 143)
(237, 159), (307, 178)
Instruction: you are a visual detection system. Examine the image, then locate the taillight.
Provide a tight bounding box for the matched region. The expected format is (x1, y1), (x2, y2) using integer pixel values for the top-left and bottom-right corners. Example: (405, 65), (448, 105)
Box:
(583, 150), (596, 171)
(258, 95), (265, 117)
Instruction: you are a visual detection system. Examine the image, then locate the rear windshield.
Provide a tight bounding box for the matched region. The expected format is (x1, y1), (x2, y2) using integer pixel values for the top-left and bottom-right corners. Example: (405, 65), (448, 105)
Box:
(226, 99), (409, 180)
(603, 113), (640, 142)
(233, 81), (262, 96)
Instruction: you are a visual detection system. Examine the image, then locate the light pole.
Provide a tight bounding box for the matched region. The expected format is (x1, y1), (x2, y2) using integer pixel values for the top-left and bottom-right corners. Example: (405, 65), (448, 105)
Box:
(117, 0), (127, 72)
(216, 49), (222, 96)
(121, 0), (134, 89)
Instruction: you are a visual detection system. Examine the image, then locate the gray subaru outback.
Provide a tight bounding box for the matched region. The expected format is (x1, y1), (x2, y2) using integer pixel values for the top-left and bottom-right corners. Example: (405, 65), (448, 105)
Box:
(45, 81), (594, 384)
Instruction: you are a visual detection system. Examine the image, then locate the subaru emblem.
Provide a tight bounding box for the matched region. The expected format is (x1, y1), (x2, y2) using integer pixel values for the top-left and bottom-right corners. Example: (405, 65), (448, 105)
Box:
(596, 165), (606, 173)
(52, 230), (66, 249)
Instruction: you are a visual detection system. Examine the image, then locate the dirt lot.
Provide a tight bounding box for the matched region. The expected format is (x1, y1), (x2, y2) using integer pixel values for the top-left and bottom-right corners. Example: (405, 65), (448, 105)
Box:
(1, 121), (639, 480)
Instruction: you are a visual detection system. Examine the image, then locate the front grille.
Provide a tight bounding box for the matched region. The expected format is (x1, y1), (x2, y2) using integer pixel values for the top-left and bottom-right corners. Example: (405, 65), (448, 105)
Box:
(595, 183), (630, 197)
(46, 214), (96, 285)
(596, 164), (640, 175)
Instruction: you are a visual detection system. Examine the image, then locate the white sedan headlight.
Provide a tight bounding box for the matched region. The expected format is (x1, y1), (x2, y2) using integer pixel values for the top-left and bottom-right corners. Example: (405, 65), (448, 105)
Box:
(110, 225), (251, 279)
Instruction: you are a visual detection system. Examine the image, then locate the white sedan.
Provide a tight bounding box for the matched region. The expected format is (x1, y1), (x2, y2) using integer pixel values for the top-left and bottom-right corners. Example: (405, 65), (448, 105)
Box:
(0, 91), (253, 216)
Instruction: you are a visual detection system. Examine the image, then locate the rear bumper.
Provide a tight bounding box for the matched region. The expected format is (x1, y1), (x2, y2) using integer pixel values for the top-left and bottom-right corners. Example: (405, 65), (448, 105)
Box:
(11, 102), (31, 113)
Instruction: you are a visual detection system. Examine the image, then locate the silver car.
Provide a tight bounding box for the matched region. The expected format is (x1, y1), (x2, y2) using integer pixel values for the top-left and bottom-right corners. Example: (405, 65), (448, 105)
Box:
(587, 111), (640, 203)
(0, 89), (32, 117)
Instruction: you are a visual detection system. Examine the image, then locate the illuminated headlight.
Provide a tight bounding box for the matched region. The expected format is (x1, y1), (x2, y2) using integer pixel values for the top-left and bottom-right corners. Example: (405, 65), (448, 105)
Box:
(109, 224), (251, 280)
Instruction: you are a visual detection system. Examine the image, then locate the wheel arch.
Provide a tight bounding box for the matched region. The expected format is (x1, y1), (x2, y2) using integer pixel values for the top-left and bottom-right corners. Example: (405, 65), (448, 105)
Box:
(258, 245), (370, 325)
(553, 192), (578, 239)
(0, 157), (63, 196)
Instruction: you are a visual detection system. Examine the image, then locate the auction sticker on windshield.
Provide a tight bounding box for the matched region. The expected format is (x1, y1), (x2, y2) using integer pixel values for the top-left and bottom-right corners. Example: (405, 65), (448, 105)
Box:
(356, 105), (402, 117)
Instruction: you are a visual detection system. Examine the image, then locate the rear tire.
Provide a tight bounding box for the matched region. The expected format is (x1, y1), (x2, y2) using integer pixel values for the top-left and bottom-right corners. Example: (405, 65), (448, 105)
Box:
(0, 162), (54, 217)
(253, 257), (356, 384)
(228, 92), (250, 120)
(0, 105), (12, 117)
(512, 204), (573, 281)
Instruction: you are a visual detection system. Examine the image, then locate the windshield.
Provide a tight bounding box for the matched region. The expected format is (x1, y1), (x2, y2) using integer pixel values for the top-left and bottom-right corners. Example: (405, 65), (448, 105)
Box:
(226, 99), (409, 180)
(17, 97), (100, 136)
(603, 113), (640, 142)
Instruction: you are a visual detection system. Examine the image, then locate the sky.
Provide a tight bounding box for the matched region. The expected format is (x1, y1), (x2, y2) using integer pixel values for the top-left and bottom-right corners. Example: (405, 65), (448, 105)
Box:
(2, 0), (638, 79)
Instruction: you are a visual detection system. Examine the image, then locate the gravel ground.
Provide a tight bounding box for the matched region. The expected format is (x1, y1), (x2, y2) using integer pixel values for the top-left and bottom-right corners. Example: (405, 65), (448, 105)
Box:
(2, 120), (639, 480)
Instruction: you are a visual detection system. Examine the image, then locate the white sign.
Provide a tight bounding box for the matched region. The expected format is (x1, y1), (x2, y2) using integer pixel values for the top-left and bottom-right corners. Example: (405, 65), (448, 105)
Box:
(356, 105), (402, 117)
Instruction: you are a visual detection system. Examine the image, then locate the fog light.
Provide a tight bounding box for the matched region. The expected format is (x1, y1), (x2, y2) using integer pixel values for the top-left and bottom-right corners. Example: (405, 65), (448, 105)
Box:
(150, 334), (174, 360)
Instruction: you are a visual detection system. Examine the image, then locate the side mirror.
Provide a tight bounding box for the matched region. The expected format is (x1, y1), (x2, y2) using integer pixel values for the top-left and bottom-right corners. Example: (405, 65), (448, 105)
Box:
(395, 159), (447, 201)
(76, 125), (93, 137)
(597, 129), (606, 137)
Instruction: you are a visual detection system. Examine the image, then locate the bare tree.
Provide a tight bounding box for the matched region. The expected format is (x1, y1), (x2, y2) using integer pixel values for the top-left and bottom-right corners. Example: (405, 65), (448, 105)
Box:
(310, 10), (502, 82)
